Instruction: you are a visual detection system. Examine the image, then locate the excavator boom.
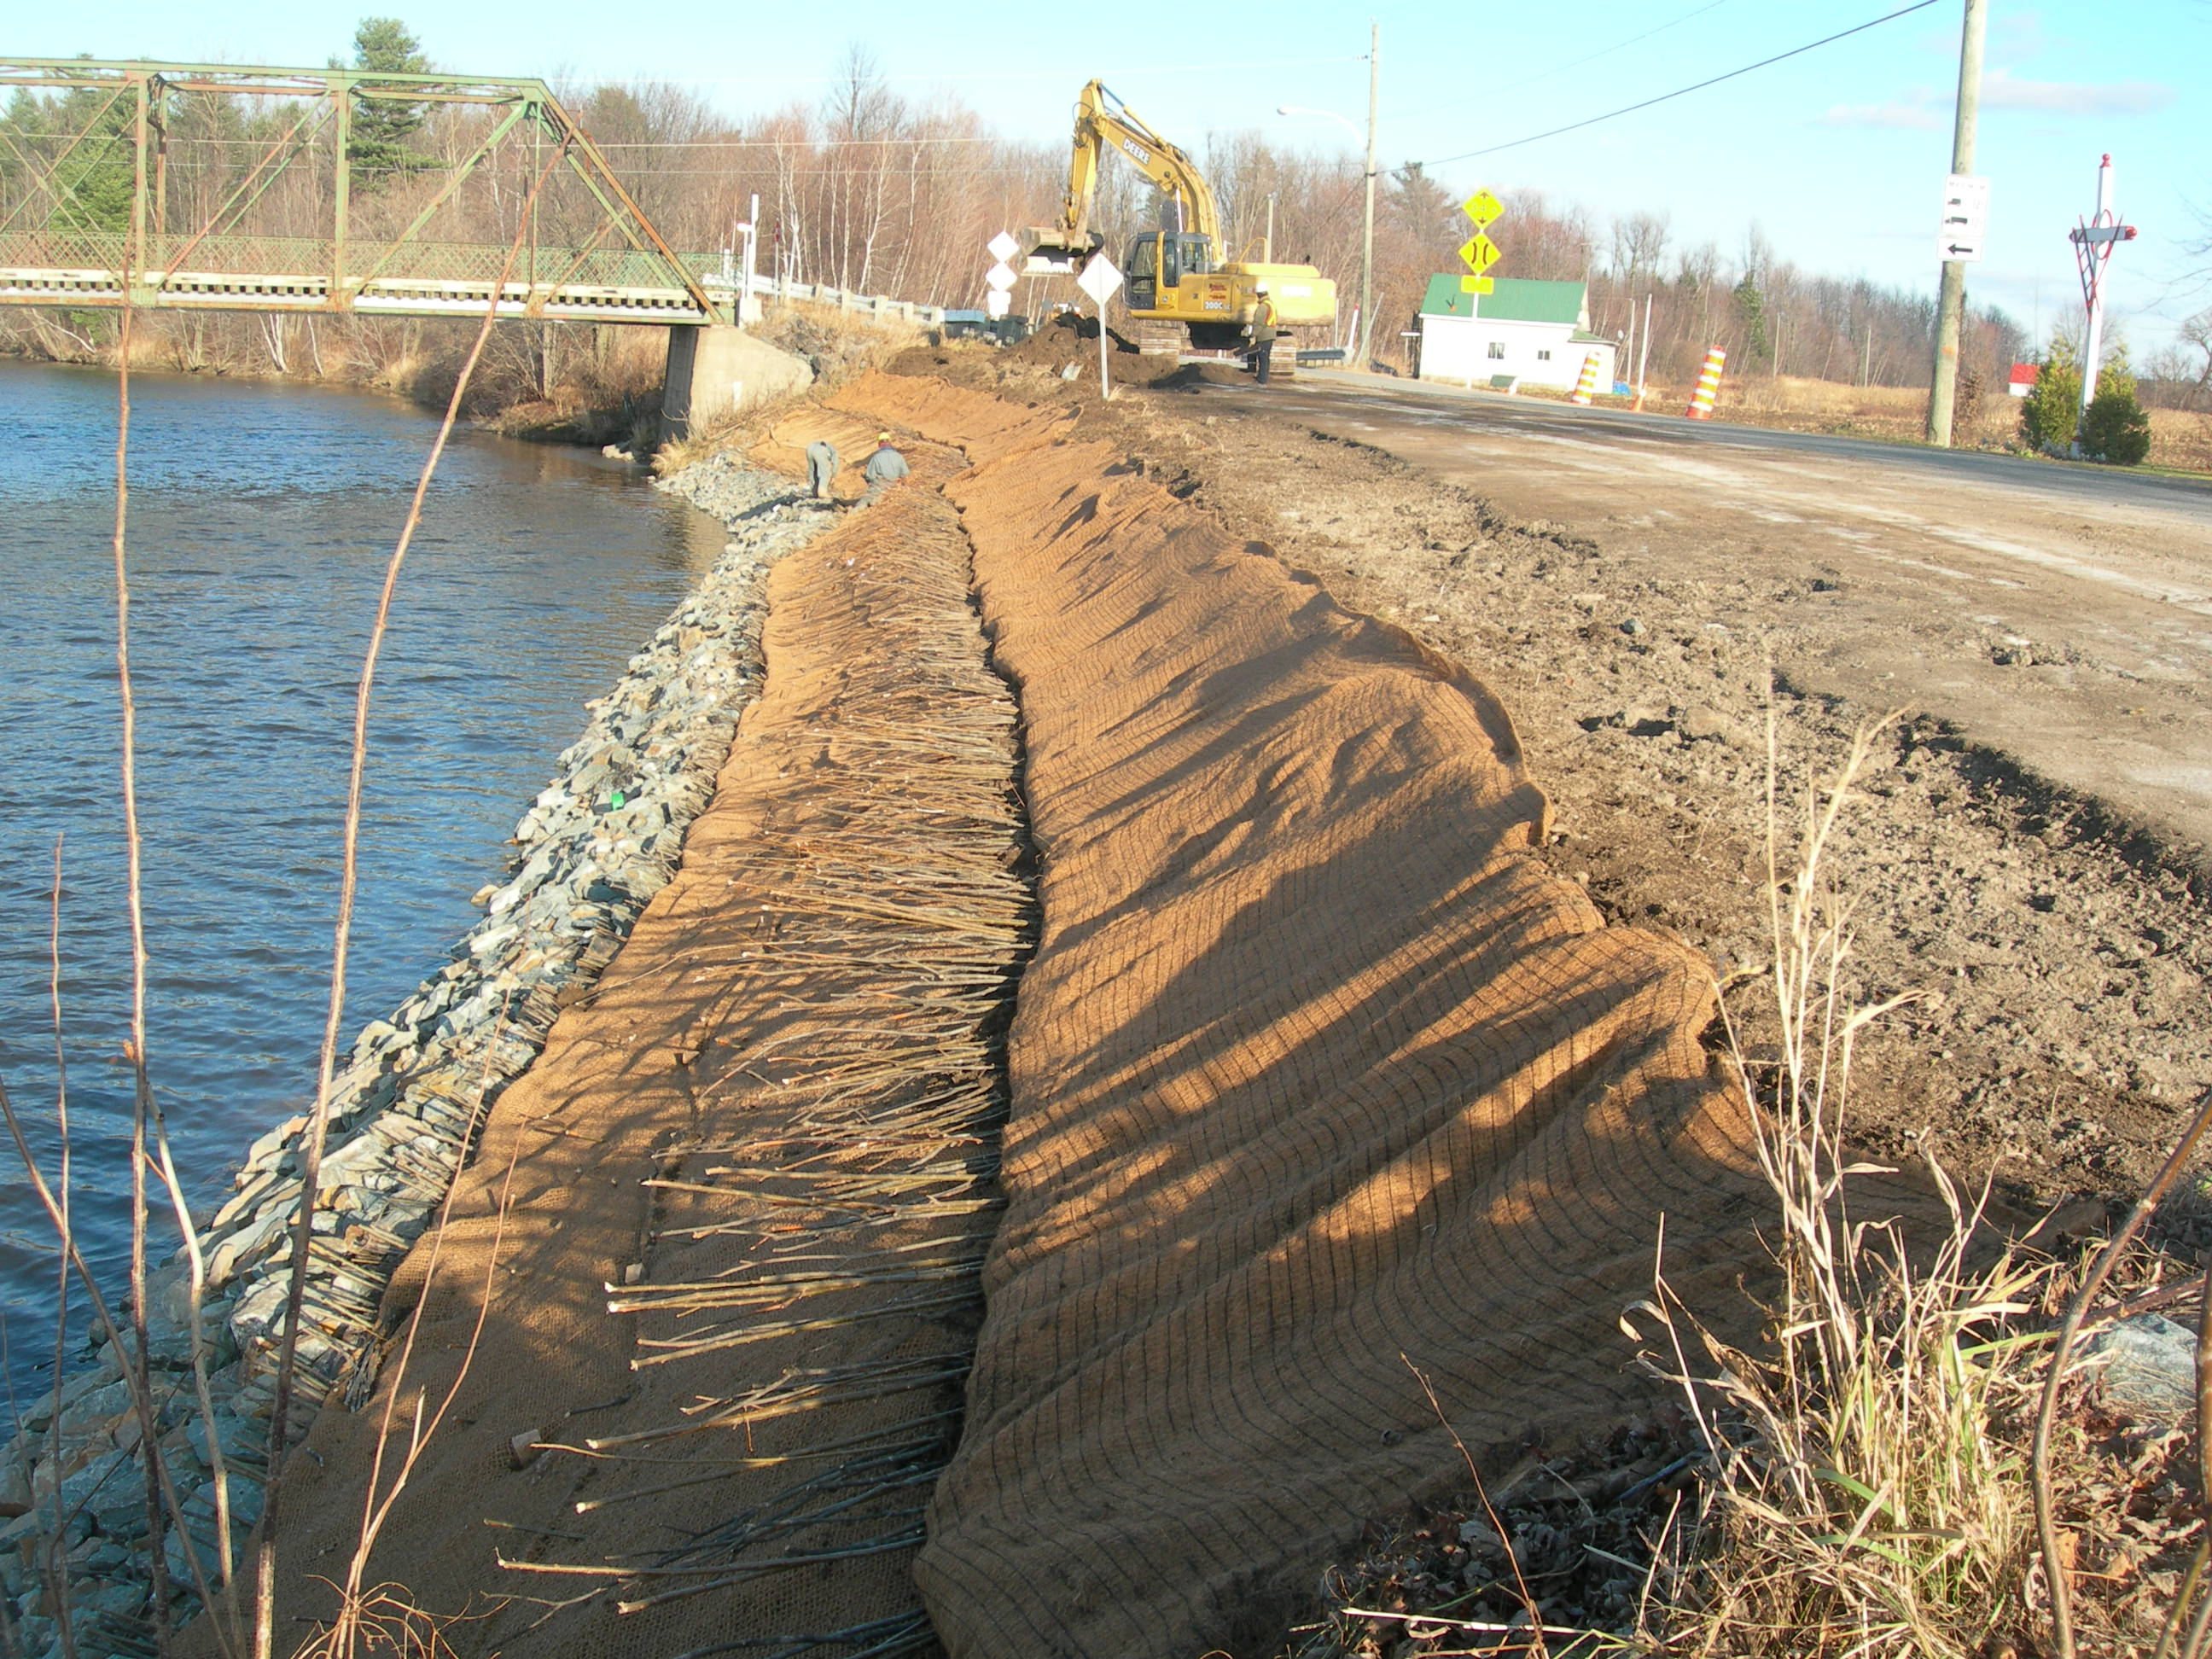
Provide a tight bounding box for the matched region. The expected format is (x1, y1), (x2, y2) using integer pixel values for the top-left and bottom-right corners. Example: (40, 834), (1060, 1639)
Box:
(1027, 80), (1220, 267)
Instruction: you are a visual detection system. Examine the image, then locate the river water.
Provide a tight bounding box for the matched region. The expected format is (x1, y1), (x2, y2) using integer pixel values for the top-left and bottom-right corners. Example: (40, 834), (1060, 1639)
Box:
(0, 363), (722, 1394)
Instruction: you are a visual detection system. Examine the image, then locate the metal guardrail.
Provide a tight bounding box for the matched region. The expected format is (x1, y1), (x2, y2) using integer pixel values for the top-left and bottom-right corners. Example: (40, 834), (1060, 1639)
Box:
(689, 265), (947, 329)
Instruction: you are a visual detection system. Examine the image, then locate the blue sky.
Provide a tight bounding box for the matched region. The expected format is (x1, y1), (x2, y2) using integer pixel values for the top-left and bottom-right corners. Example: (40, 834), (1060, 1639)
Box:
(14, 0), (2207, 354)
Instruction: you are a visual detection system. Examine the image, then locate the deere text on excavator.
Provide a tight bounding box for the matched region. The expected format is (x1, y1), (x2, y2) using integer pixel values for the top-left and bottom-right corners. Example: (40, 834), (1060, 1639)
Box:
(1024, 80), (1337, 371)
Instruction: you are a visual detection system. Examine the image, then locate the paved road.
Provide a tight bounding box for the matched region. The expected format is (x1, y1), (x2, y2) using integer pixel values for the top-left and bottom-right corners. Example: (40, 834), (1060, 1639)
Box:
(1267, 368), (2212, 518)
(1194, 367), (2212, 852)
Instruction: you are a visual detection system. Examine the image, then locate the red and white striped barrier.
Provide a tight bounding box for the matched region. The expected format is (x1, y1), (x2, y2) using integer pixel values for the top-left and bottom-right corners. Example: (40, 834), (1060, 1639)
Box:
(1684, 347), (1725, 420)
(1569, 351), (1602, 406)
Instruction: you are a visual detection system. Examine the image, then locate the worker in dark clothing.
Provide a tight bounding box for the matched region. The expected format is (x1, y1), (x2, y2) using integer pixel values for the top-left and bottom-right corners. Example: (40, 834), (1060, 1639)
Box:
(1249, 294), (1278, 385)
(805, 439), (840, 502)
(862, 433), (910, 498)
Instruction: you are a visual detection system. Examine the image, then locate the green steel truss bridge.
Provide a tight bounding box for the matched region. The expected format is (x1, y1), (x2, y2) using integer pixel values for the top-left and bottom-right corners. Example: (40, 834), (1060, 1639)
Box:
(0, 59), (725, 325)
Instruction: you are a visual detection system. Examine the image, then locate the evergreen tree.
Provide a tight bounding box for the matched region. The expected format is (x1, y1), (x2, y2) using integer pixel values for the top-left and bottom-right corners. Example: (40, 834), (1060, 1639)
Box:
(2020, 330), (2135, 454)
(2019, 332), (2080, 451)
(1732, 274), (1769, 363)
(2081, 387), (2152, 464)
(2078, 346), (2150, 463)
(4, 79), (140, 236)
(337, 18), (434, 183)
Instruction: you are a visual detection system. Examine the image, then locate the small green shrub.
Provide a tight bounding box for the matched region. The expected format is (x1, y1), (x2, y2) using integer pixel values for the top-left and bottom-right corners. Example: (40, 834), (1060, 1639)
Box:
(2079, 388), (2152, 465)
(2018, 337), (2081, 451)
(2019, 334), (2142, 457)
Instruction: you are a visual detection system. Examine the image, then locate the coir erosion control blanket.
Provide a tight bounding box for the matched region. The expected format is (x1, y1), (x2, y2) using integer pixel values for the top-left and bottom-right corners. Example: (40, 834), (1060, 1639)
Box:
(833, 375), (1778, 1658)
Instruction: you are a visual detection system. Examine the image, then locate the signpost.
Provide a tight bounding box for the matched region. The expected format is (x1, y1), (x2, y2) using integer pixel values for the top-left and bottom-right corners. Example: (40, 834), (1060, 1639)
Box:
(1459, 189), (1502, 297)
(1076, 252), (1122, 401)
(1937, 172), (1990, 263)
(984, 230), (1021, 325)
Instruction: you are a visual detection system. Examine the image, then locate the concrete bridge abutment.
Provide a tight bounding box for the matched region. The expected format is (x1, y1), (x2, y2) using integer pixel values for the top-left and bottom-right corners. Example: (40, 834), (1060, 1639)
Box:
(663, 323), (813, 441)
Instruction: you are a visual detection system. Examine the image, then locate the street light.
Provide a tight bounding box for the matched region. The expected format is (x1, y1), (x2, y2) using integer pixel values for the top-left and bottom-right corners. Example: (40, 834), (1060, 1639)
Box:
(1276, 25), (1379, 368)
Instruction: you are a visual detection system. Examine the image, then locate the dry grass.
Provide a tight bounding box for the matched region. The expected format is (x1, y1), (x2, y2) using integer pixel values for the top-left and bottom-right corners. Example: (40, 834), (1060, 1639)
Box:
(1643, 715), (2054, 1658)
(2148, 410), (2212, 474)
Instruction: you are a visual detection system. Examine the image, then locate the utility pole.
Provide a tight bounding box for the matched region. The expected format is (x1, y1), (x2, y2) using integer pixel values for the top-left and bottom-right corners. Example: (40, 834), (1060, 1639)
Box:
(1925, 0), (1986, 446)
(1359, 21), (1379, 370)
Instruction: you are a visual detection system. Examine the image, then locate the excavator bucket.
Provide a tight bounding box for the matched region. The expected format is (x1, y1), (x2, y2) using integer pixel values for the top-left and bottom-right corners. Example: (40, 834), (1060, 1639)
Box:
(1020, 226), (1103, 275)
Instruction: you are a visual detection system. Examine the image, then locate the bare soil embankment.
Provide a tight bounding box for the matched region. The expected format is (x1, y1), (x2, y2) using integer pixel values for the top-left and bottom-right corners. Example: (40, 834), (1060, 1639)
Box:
(890, 344), (2212, 1210)
(826, 370), (1942, 1656)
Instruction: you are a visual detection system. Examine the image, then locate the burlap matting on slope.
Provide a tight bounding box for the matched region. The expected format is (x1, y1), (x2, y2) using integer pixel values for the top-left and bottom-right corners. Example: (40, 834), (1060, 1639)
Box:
(832, 373), (1784, 1659)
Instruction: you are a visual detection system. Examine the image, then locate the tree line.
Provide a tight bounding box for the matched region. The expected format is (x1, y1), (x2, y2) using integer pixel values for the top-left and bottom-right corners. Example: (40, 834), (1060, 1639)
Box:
(1, 22), (2040, 402)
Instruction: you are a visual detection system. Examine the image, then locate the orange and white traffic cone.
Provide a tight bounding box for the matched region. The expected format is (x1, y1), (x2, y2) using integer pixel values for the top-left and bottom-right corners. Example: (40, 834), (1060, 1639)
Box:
(1569, 352), (1602, 406)
(1684, 347), (1726, 419)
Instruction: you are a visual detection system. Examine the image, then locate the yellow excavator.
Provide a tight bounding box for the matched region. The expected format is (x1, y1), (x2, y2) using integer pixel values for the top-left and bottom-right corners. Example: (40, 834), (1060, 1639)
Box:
(1023, 79), (1336, 358)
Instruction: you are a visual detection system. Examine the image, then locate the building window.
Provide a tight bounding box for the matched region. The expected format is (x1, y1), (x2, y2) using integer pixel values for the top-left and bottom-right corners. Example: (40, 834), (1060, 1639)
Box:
(1537, 349), (1551, 361)
(1486, 341), (1505, 359)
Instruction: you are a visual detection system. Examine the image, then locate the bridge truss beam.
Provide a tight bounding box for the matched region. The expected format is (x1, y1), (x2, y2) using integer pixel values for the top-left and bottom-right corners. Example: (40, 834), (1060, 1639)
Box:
(0, 60), (721, 325)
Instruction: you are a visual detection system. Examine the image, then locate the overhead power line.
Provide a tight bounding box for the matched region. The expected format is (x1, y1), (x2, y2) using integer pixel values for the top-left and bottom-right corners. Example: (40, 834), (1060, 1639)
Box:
(1392, 0), (1736, 125)
(1415, 0), (1941, 169)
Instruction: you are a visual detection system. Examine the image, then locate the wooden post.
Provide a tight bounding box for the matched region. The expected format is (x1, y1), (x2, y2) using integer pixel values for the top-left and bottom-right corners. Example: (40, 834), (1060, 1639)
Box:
(1926, 0), (1987, 446)
(1097, 295), (1111, 401)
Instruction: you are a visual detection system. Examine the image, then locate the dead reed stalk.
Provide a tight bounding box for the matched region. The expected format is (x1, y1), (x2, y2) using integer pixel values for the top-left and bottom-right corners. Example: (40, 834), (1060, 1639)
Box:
(1637, 712), (2064, 1656)
(253, 150), (565, 1659)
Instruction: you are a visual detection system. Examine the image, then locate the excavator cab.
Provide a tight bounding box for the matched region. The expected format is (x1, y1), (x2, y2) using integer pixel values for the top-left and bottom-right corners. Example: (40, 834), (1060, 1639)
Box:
(1124, 230), (1215, 311)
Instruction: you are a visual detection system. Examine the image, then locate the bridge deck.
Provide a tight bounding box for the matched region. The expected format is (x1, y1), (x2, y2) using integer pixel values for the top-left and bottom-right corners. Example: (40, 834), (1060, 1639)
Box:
(0, 266), (710, 323)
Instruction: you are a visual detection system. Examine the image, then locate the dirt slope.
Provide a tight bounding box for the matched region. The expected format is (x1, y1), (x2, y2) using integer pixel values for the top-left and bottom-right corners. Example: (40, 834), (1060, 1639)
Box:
(887, 346), (2212, 1208)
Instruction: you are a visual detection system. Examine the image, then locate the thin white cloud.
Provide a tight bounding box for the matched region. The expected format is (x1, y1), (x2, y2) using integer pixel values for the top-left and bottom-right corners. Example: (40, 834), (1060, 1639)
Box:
(1819, 101), (1943, 130)
(1991, 10), (2046, 66)
(1981, 68), (2174, 114)
(1817, 65), (2171, 131)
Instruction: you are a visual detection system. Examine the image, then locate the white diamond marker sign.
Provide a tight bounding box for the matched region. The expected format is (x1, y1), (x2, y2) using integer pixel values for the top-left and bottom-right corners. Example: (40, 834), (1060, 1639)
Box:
(985, 289), (1011, 318)
(987, 230), (1020, 264)
(985, 262), (1018, 293)
(1076, 253), (1123, 306)
(1077, 253), (1122, 401)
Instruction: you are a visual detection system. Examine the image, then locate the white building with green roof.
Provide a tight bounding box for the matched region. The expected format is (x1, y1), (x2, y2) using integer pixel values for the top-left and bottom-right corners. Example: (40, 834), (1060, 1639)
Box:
(1412, 276), (1618, 393)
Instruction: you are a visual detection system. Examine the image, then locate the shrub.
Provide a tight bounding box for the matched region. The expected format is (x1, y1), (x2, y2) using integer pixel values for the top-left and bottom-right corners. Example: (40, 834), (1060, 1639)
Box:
(2079, 387), (2152, 465)
(2019, 337), (2081, 451)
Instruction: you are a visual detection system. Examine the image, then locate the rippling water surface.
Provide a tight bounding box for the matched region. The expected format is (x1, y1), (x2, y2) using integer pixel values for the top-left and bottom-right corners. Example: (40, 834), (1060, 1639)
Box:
(0, 363), (721, 1392)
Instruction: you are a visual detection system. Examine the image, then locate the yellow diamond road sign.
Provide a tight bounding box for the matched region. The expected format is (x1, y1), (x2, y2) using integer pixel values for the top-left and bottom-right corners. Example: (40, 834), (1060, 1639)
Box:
(1462, 188), (1503, 227)
(1459, 275), (1495, 295)
(1458, 234), (1500, 275)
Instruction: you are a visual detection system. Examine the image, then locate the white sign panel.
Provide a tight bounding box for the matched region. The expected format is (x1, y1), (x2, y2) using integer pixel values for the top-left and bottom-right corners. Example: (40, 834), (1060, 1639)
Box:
(1938, 172), (1990, 263)
(987, 230), (1021, 264)
(985, 262), (1018, 294)
(1075, 253), (1123, 307)
(985, 289), (1011, 319)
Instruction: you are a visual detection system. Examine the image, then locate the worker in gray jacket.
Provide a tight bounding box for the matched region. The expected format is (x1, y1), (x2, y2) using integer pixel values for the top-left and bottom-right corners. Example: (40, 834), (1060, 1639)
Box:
(805, 439), (840, 502)
(862, 433), (910, 498)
